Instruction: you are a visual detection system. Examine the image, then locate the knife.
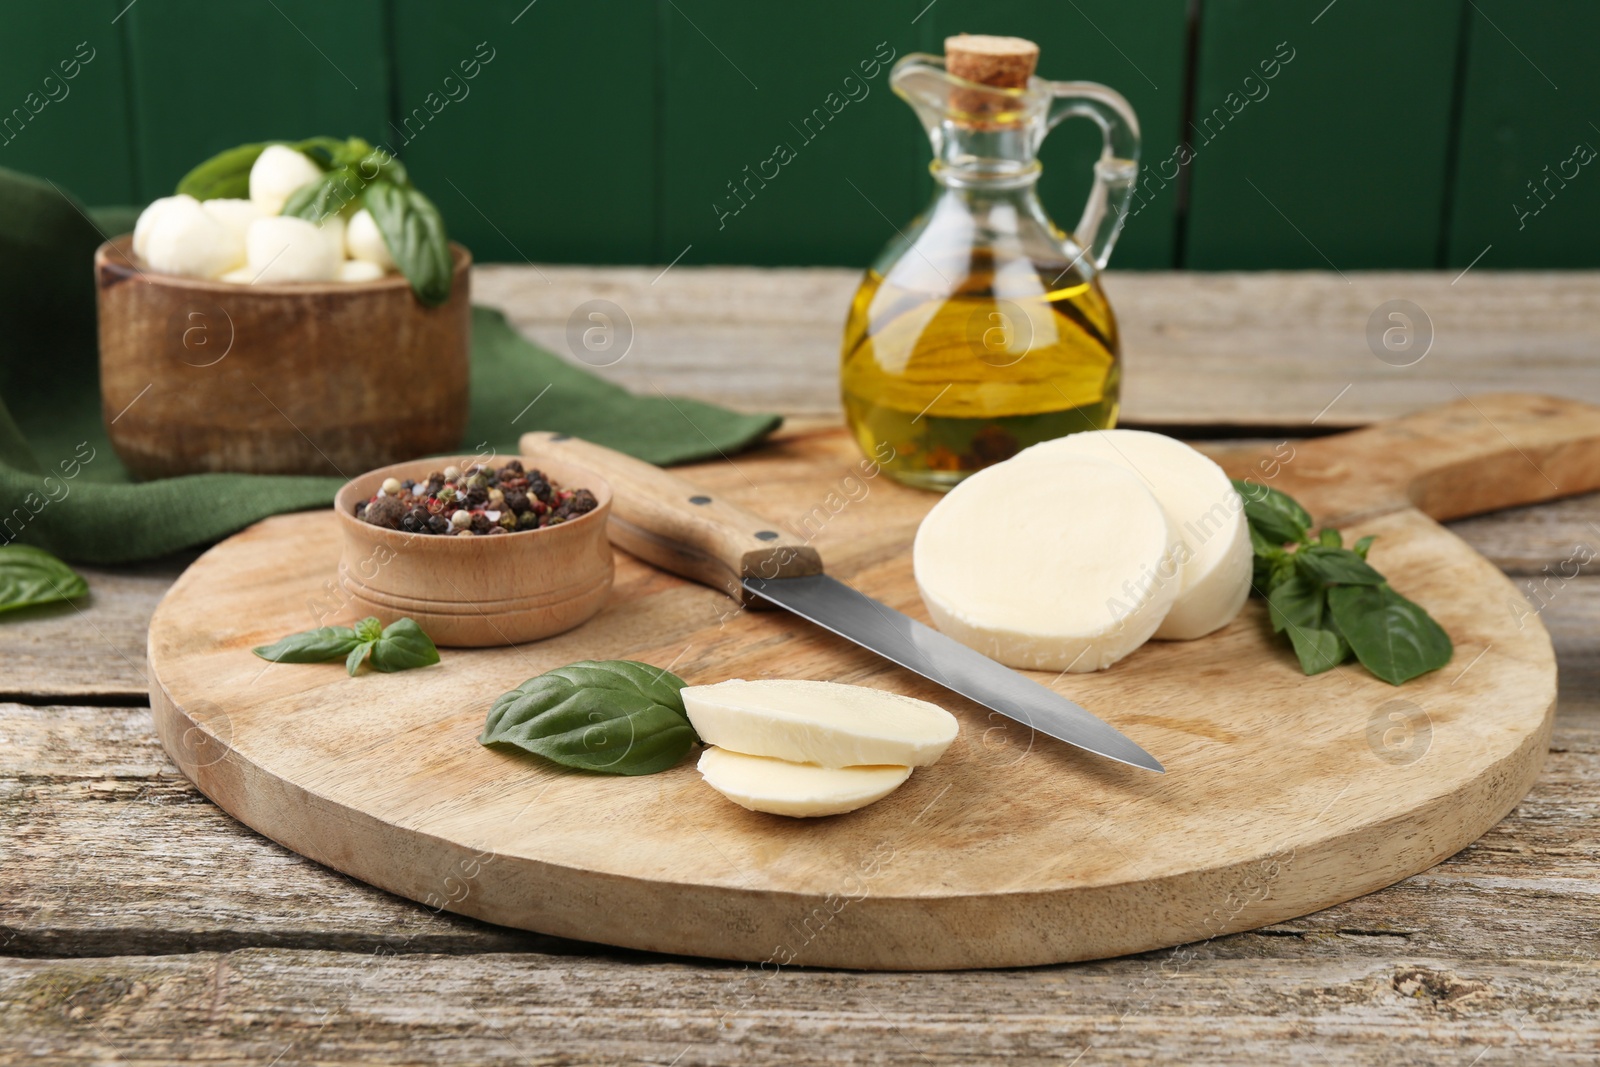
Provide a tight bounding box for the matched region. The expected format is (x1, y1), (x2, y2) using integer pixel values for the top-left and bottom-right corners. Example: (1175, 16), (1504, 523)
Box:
(520, 432), (1164, 773)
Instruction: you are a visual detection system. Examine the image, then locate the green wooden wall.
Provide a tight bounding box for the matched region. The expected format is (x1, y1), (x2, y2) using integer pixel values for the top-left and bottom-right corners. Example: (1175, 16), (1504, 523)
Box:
(0, 0), (1591, 270)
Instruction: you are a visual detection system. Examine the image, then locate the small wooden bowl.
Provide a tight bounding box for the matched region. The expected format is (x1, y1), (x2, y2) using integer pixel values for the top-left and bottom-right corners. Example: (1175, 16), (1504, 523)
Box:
(333, 454), (614, 648)
(95, 235), (472, 479)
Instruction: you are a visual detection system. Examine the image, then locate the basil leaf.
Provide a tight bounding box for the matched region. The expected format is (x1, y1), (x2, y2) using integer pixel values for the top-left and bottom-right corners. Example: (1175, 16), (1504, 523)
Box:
(369, 617), (441, 673)
(1266, 571), (1322, 635)
(0, 545), (88, 614)
(296, 135), (367, 169)
(363, 179), (453, 307)
(282, 165), (365, 224)
(346, 641), (375, 676)
(1231, 479), (1311, 546)
(1295, 545), (1386, 587)
(355, 617), (383, 643)
(176, 142), (272, 200)
(1267, 572), (1350, 674)
(254, 625), (361, 663)
(1327, 584), (1453, 686)
(1353, 535), (1375, 560)
(481, 660), (697, 776)
(1318, 528), (1342, 548)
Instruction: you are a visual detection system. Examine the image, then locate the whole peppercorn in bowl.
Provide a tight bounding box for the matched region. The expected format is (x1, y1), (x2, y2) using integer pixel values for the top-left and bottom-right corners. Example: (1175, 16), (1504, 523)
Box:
(333, 454), (614, 647)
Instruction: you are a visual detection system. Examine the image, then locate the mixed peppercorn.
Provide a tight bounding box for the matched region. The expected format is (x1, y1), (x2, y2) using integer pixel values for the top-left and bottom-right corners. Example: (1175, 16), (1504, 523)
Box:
(355, 460), (598, 537)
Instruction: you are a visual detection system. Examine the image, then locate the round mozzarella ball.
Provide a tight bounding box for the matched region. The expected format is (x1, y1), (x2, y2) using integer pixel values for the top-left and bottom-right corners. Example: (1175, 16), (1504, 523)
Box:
(142, 199), (245, 279)
(914, 455), (1182, 672)
(344, 208), (395, 269)
(245, 216), (341, 283)
(338, 259), (385, 282)
(200, 197), (268, 245)
(132, 194), (199, 260)
(1013, 430), (1252, 640)
(248, 145), (324, 214)
(218, 267), (254, 284)
(315, 212), (347, 261)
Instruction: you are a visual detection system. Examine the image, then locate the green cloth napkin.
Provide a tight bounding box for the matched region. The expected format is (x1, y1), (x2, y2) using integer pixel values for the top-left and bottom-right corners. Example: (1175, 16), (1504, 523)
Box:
(0, 167), (780, 564)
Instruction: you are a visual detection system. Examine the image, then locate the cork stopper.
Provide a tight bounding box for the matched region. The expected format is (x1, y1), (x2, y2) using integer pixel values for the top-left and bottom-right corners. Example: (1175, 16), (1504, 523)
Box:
(944, 34), (1040, 89)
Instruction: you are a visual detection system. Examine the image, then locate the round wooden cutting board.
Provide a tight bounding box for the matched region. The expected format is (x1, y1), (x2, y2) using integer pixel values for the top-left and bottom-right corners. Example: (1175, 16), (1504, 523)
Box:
(148, 394), (1600, 969)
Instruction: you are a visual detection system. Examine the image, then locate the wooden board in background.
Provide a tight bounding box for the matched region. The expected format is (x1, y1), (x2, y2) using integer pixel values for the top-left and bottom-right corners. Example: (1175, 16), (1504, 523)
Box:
(144, 395), (1600, 969)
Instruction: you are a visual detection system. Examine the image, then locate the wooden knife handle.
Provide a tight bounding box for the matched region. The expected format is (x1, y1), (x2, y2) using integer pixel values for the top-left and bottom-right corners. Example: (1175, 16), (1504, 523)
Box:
(519, 431), (822, 606)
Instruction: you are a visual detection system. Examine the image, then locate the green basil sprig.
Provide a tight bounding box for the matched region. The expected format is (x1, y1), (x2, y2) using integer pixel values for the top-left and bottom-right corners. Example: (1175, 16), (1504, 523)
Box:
(0, 545), (88, 614)
(480, 660), (700, 776)
(174, 135), (451, 306)
(253, 616), (440, 677)
(362, 179), (452, 307)
(1234, 480), (1451, 685)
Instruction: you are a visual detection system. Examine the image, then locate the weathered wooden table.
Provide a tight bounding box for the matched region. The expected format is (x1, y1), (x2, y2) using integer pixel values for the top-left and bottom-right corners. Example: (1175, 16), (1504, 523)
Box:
(4, 268), (1597, 1064)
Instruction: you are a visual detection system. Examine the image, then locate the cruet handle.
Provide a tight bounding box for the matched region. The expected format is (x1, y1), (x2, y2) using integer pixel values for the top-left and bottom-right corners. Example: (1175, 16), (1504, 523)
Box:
(1045, 81), (1141, 271)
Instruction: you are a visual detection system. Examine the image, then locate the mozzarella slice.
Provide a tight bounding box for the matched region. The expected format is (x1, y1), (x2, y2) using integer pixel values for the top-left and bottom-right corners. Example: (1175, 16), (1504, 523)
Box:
(696, 747), (911, 818)
(1013, 430), (1252, 640)
(142, 198), (244, 279)
(914, 455), (1181, 672)
(132, 194), (198, 260)
(345, 207), (396, 269)
(681, 679), (958, 769)
(245, 216), (341, 283)
(249, 144), (323, 215)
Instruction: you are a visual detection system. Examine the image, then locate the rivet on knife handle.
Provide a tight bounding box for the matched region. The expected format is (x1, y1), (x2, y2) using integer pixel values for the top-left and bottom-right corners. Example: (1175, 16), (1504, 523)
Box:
(519, 432), (822, 607)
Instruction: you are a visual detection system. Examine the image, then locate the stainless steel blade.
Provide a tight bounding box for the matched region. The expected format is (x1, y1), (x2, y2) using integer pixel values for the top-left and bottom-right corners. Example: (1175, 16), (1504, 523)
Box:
(743, 574), (1164, 773)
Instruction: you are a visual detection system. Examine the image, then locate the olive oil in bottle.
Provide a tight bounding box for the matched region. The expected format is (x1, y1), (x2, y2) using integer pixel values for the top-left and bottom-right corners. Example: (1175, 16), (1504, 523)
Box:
(843, 35), (1140, 489)
(841, 250), (1119, 490)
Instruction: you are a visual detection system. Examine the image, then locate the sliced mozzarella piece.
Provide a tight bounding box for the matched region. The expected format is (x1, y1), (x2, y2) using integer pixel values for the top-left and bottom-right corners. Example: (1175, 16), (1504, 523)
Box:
(245, 216), (341, 283)
(142, 198), (244, 279)
(200, 197), (268, 244)
(338, 259), (386, 282)
(248, 144), (323, 215)
(1015, 430), (1252, 640)
(914, 455), (1181, 672)
(132, 194), (198, 260)
(345, 207), (396, 269)
(696, 748), (911, 818)
(682, 679), (958, 769)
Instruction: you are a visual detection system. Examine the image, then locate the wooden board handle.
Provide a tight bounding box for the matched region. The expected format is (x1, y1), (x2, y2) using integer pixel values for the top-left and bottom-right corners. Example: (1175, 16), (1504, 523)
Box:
(1210, 392), (1600, 525)
(519, 432), (822, 606)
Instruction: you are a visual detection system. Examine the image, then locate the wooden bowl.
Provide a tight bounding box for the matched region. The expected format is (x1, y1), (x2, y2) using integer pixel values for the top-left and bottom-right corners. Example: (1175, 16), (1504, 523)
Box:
(95, 235), (472, 479)
(333, 454), (614, 648)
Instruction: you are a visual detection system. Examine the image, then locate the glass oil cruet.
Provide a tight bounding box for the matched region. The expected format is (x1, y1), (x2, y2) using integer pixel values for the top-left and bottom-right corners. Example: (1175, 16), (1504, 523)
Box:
(841, 35), (1141, 489)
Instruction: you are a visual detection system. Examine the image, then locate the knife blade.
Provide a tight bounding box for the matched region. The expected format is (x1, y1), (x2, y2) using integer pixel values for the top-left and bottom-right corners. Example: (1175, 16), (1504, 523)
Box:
(519, 431), (1163, 773)
(744, 574), (1163, 773)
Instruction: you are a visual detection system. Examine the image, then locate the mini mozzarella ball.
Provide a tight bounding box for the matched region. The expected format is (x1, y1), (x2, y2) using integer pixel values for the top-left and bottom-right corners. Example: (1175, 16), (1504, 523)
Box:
(344, 208), (395, 270)
(316, 212), (346, 260)
(249, 145), (324, 214)
(143, 199), (245, 279)
(200, 198), (268, 244)
(133, 194), (198, 260)
(381, 477), (403, 495)
(218, 267), (254, 284)
(245, 216), (341, 283)
(338, 259), (385, 283)
(450, 509), (472, 530)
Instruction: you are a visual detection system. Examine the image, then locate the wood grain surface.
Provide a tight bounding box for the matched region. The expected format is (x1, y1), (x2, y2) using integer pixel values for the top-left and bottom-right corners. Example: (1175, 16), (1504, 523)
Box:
(6, 269), (1599, 1061)
(141, 394), (1597, 969)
